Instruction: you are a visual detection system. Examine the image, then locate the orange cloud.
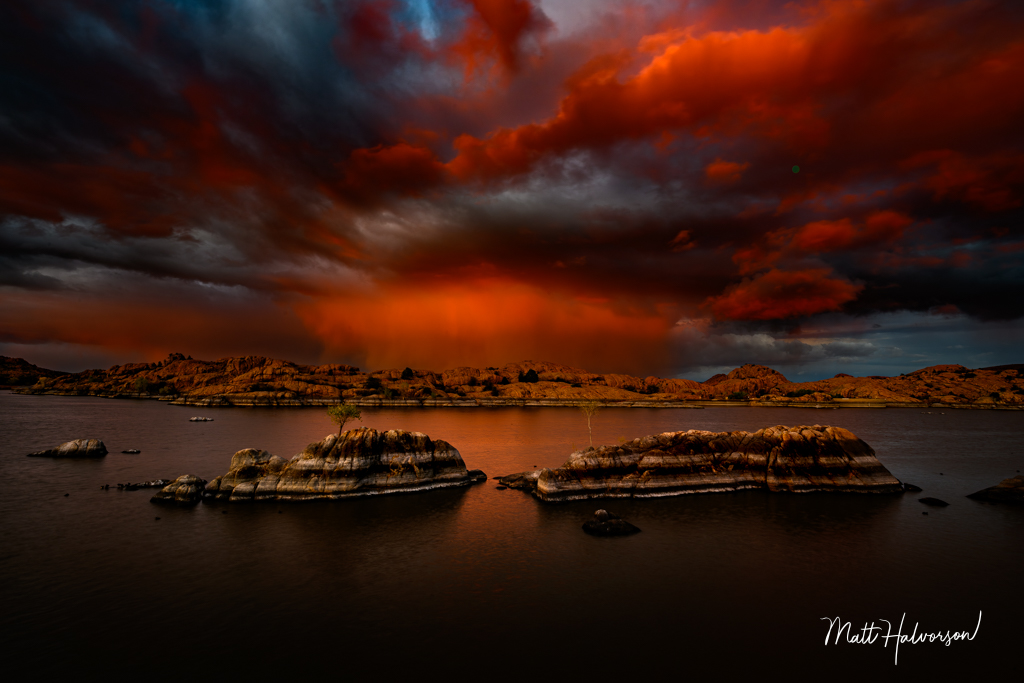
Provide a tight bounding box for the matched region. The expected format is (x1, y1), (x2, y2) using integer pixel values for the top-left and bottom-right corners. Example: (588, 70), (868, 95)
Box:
(707, 268), (862, 320)
(295, 279), (674, 372)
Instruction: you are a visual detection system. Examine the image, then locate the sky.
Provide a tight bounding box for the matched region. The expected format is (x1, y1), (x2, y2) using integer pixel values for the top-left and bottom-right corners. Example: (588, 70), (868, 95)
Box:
(1, 0), (1023, 380)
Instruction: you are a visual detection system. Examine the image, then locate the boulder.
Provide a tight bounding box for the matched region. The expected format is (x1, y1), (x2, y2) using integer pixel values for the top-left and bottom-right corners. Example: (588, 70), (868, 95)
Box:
(205, 428), (482, 502)
(500, 425), (904, 502)
(582, 509), (641, 536)
(966, 475), (1024, 504)
(27, 439), (107, 458)
(151, 475), (207, 505)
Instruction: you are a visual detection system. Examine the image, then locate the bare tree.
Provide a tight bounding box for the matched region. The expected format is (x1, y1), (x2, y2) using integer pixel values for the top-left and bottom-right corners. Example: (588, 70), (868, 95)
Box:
(578, 401), (602, 447)
(327, 404), (362, 435)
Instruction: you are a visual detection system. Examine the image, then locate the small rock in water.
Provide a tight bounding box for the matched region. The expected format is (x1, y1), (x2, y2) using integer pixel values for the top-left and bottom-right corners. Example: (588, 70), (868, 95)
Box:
(919, 497), (950, 507)
(582, 509), (641, 537)
(496, 485), (507, 490)
(155, 517), (161, 521)
(922, 512), (929, 515)
(902, 482), (923, 492)
(64, 493), (69, 497)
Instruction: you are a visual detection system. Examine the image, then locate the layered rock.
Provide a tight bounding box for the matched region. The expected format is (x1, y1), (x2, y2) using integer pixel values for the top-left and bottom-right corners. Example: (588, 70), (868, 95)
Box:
(151, 475), (207, 505)
(967, 475), (1024, 504)
(499, 425), (903, 502)
(205, 428), (481, 502)
(27, 439), (107, 458)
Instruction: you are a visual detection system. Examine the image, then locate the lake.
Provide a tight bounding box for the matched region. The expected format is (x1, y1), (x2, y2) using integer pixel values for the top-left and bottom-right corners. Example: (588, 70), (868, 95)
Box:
(1, 392), (1021, 679)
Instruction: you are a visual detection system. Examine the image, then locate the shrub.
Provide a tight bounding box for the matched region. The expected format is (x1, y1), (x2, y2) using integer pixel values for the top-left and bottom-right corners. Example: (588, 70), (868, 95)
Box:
(785, 389), (816, 398)
(401, 367), (414, 380)
(133, 377), (151, 393)
(519, 369), (539, 383)
(728, 391), (748, 400)
(365, 376), (382, 391)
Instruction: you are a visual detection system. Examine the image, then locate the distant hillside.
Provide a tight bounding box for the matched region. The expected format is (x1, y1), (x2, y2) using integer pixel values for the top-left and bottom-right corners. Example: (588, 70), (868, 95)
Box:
(0, 356), (67, 388)
(10, 353), (1024, 408)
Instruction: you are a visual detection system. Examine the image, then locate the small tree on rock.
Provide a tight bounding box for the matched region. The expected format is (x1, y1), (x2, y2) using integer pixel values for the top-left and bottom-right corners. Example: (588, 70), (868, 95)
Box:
(579, 401), (602, 447)
(328, 404), (362, 435)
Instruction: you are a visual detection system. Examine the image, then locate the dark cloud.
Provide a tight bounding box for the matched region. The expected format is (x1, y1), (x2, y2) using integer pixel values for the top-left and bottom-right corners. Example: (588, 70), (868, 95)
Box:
(0, 0), (1022, 374)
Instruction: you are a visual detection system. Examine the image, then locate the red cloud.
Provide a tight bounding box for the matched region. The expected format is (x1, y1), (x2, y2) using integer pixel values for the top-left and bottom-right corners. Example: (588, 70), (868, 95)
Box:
(786, 210), (913, 253)
(448, 0), (552, 76)
(707, 268), (862, 320)
(705, 159), (750, 183)
(436, 0), (1024, 197)
(340, 142), (447, 201)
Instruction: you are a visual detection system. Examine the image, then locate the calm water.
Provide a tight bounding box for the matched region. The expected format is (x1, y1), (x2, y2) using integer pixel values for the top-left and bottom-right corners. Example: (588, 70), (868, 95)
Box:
(1, 392), (1022, 679)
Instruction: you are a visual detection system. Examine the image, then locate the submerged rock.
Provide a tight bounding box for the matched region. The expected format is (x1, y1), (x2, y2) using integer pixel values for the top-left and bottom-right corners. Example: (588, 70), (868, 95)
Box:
(129, 479), (171, 489)
(582, 509), (641, 536)
(151, 474), (207, 505)
(27, 439), (107, 458)
(967, 475), (1024, 504)
(919, 497), (950, 507)
(205, 428), (484, 502)
(499, 425), (903, 502)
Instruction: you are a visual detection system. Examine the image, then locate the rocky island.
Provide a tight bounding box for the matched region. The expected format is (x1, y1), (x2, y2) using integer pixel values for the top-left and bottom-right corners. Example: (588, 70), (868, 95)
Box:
(10, 353), (1023, 409)
(27, 439), (108, 458)
(499, 425), (903, 502)
(202, 428), (485, 502)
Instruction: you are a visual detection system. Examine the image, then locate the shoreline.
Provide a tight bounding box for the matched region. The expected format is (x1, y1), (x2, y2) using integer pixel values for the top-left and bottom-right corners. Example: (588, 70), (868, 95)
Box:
(8, 389), (1023, 410)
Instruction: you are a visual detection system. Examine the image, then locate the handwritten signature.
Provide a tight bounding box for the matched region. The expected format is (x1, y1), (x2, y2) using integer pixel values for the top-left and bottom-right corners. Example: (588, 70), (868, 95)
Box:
(820, 611), (982, 664)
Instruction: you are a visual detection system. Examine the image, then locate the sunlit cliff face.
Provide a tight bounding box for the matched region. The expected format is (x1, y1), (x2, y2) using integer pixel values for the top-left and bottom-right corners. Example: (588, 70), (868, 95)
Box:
(1, 0), (1022, 376)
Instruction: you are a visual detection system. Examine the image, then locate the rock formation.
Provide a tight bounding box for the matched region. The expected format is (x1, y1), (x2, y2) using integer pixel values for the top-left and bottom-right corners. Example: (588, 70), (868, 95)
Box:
(10, 352), (1024, 408)
(204, 428), (482, 502)
(499, 425), (903, 502)
(582, 509), (641, 536)
(967, 475), (1024, 504)
(27, 439), (107, 458)
(151, 475), (207, 505)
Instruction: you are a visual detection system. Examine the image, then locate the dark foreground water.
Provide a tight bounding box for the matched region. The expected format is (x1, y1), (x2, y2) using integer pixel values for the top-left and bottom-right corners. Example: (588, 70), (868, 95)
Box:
(1, 392), (1022, 680)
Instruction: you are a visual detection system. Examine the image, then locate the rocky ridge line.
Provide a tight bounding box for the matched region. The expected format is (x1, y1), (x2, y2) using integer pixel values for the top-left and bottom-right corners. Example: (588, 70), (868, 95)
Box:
(11, 354), (1024, 408)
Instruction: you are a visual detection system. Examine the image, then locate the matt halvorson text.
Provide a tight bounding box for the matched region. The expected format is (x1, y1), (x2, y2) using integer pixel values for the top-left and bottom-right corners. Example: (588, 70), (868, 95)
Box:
(820, 612), (982, 664)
